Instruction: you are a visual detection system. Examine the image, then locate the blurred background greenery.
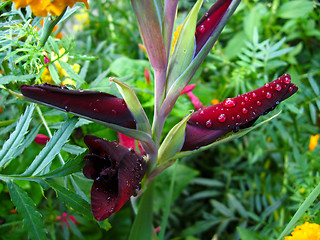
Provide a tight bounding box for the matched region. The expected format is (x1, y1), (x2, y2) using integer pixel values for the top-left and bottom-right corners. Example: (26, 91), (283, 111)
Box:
(0, 0), (319, 239)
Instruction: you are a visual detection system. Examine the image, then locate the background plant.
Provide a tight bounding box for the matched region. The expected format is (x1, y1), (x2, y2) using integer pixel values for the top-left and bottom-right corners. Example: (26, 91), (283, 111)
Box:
(0, 0), (319, 239)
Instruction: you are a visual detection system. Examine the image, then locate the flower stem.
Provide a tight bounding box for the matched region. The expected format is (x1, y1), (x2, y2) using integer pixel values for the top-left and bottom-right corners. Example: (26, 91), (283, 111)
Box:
(40, 8), (67, 47)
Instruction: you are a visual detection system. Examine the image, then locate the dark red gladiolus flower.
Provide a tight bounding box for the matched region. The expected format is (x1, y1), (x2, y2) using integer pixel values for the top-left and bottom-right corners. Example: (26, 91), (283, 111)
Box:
(34, 134), (50, 145)
(195, 0), (234, 54)
(182, 74), (298, 150)
(83, 135), (146, 221)
(20, 84), (136, 129)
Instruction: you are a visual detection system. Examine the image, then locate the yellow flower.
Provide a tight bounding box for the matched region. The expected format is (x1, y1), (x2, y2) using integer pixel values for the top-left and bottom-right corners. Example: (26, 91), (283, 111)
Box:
(73, 8), (90, 31)
(211, 99), (219, 105)
(285, 222), (320, 240)
(171, 24), (182, 55)
(309, 134), (319, 151)
(11, 0), (89, 17)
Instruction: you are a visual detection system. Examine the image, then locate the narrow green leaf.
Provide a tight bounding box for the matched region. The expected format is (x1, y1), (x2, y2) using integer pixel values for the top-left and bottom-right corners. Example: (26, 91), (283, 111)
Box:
(0, 74), (35, 84)
(277, 182), (320, 240)
(308, 74), (319, 95)
(0, 104), (34, 168)
(111, 77), (151, 135)
(129, 182), (154, 240)
(37, 155), (84, 178)
(22, 117), (78, 176)
(62, 144), (86, 155)
(48, 64), (60, 84)
(45, 179), (92, 216)
(7, 180), (47, 240)
(158, 112), (193, 165)
(166, 0), (203, 89)
(238, 227), (263, 240)
(277, 1), (314, 19)
(59, 60), (84, 84)
(47, 36), (59, 54)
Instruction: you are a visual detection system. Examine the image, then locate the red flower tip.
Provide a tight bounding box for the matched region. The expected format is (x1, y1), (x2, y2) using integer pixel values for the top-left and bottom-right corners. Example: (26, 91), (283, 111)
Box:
(83, 135), (146, 221)
(144, 68), (150, 85)
(20, 84), (136, 129)
(34, 134), (50, 145)
(182, 74), (298, 150)
(180, 84), (196, 95)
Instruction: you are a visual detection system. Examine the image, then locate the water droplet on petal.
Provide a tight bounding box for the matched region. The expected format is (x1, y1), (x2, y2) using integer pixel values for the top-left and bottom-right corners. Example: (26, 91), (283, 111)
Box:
(266, 92), (272, 99)
(205, 119), (212, 128)
(231, 116), (235, 120)
(244, 96), (249, 102)
(199, 25), (205, 33)
(93, 108), (99, 112)
(289, 86), (293, 91)
(275, 84), (282, 91)
(284, 77), (291, 84)
(199, 110), (204, 115)
(252, 92), (257, 98)
(257, 101), (261, 106)
(236, 115), (241, 119)
(206, 17), (211, 23)
(64, 106), (70, 112)
(222, 98), (236, 108)
(242, 108), (248, 114)
(112, 109), (117, 115)
(241, 102), (245, 106)
(265, 83), (270, 87)
(218, 114), (226, 122)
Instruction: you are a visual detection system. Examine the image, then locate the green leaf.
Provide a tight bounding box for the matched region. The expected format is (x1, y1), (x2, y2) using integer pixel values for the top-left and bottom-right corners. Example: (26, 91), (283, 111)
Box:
(59, 60), (84, 84)
(128, 182), (155, 240)
(157, 112), (193, 165)
(277, 182), (320, 240)
(238, 227), (263, 240)
(37, 154), (84, 178)
(111, 77), (151, 135)
(62, 144), (86, 155)
(0, 104), (35, 168)
(7, 180), (47, 240)
(45, 179), (92, 216)
(22, 117), (78, 176)
(48, 64), (60, 84)
(0, 74), (35, 84)
(166, 0), (203, 89)
(277, 1), (314, 19)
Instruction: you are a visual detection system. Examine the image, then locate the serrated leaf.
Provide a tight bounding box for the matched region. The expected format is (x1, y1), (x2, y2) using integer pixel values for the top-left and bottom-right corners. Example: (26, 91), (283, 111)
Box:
(0, 104), (35, 168)
(166, 0), (203, 89)
(45, 179), (91, 216)
(37, 154), (84, 178)
(7, 180), (47, 240)
(22, 117), (78, 176)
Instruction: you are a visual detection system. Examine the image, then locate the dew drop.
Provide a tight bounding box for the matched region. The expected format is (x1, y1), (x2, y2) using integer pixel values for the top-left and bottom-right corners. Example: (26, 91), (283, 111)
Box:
(241, 102), (245, 106)
(205, 119), (212, 128)
(199, 110), (204, 115)
(93, 108), (99, 112)
(231, 116), (235, 120)
(244, 96), (249, 102)
(289, 86), (293, 92)
(64, 106), (70, 112)
(112, 109), (117, 115)
(266, 92), (272, 99)
(276, 101), (280, 105)
(284, 77), (291, 84)
(257, 101), (261, 106)
(218, 114), (226, 123)
(242, 108), (248, 114)
(236, 114), (241, 119)
(195, 121), (199, 126)
(222, 98), (236, 108)
(206, 17), (211, 23)
(265, 83), (270, 87)
(252, 92), (257, 98)
(199, 25), (205, 33)
(253, 111), (256, 116)
(275, 84), (282, 91)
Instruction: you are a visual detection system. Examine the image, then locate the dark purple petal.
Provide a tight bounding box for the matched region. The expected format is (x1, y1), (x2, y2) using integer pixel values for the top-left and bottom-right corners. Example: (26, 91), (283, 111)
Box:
(182, 74), (298, 151)
(83, 135), (146, 221)
(195, 0), (233, 54)
(20, 84), (136, 129)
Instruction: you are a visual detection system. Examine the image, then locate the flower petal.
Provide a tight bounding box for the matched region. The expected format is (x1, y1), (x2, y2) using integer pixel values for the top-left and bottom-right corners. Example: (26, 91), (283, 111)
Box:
(20, 84), (136, 129)
(83, 135), (146, 221)
(182, 74), (298, 150)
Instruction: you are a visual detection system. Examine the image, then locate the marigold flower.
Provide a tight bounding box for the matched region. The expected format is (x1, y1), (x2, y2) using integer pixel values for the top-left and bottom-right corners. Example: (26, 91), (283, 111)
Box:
(309, 134), (319, 151)
(11, 0), (89, 17)
(285, 222), (320, 240)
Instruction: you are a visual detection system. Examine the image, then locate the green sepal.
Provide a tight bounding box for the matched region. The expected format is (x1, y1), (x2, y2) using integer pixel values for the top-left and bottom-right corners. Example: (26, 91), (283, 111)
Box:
(110, 77), (151, 135)
(166, 0), (203, 91)
(157, 112), (193, 165)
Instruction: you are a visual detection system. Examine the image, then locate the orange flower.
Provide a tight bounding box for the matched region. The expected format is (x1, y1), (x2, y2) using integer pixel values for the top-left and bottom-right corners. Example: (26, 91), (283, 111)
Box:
(309, 134), (319, 151)
(211, 99), (219, 105)
(11, 0), (89, 17)
(285, 222), (320, 240)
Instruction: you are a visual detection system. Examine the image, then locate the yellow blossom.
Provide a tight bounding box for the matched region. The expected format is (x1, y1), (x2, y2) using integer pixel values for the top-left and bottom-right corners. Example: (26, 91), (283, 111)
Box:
(171, 24), (182, 54)
(10, 0), (89, 17)
(211, 99), (219, 105)
(309, 134), (319, 151)
(284, 222), (320, 240)
(73, 8), (90, 31)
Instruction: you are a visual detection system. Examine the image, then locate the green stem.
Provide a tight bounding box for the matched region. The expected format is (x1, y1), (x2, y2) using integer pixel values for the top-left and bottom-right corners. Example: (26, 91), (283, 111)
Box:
(39, 8), (67, 47)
